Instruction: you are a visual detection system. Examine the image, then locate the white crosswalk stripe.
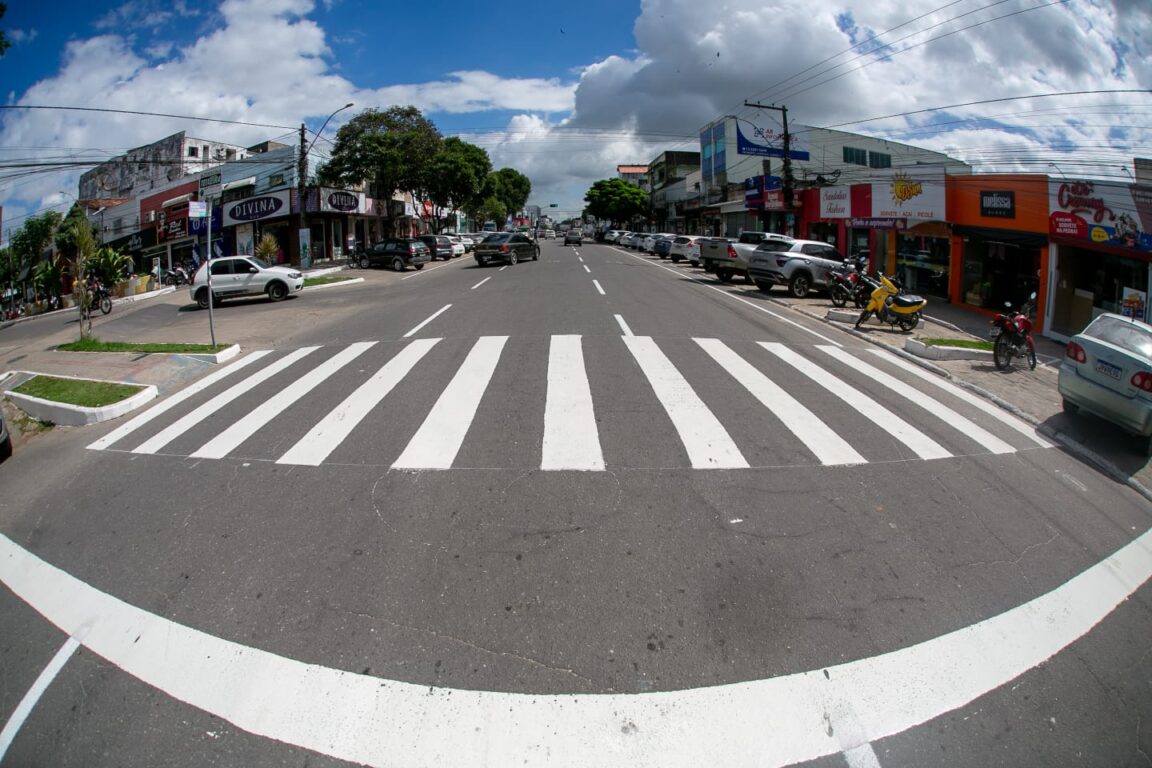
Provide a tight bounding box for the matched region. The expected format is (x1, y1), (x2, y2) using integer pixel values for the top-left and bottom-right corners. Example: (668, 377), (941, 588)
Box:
(130, 347), (319, 455)
(542, 335), (604, 471)
(623, 335), (748, 469)
(276, 339), (440, 467)
(695, 338), (866, 466)
(759, 342), (952, 461)
(89, 335), (1052, 470)
(817, 345), (1017, 455)
(392, 336), (508, 470)
(191, 342), (377, 460)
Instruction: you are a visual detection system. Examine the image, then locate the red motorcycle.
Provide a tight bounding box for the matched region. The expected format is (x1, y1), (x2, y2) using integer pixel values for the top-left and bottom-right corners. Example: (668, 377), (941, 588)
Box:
(990, 292), (1037, 370)
(828, 256), (869, 308)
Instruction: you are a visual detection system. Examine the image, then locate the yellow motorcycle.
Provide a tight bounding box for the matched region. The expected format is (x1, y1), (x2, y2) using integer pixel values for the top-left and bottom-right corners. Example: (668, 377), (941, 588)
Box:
(854, 272), (926, 333)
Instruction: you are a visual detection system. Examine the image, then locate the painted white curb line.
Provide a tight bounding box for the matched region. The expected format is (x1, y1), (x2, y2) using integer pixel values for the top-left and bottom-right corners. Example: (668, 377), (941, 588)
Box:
(904, 337), (994, 361)
(179, 344), (242, 364)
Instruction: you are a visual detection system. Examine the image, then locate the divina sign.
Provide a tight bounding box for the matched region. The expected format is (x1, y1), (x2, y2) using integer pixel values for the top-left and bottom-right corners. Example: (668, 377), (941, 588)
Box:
(327, 191), (358, 211)
(223, 190), (291, 226)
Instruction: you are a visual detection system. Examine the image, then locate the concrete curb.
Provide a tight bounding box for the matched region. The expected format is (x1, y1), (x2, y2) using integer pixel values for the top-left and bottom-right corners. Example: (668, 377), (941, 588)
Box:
(305, 277), (366, 290)
(903, 337), (993, 362)
(0, 286), (177, 330)
(177, 344), (241, 364)
(3, 372), (158, 426)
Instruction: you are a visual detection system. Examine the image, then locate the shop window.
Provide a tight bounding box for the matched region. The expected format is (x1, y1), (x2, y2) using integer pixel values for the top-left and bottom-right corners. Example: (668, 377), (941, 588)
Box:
(868, 152), (891, 169)
(188, 146), (199, 158)
(843, 147), (867, 166)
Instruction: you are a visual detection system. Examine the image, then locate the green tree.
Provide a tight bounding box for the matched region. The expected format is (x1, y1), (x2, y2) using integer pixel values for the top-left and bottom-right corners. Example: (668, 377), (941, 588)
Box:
(425, 138), (492, 233)
(490, 168), (531, 218)
(89, 246), (132, 288)
(317, 106), (442, 237)
(9, 211), (64, 302)
(473, 196), (507, 229)
(583, 178), (649, 227)
(0, 4), (11, 58)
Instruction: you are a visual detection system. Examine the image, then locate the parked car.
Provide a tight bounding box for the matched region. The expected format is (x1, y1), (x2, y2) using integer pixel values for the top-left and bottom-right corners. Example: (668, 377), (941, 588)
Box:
(545, 229), (557, 239)
(642, 233), (676, 253)
(653, 237), (674, 259)
(1059, 312), (1152, 452)
(0, 409), (10, 461)
(362, 238), (432, 271)
(700, 231), (795, 282)
(602, 230), (623, 243)
(474, 232), (540, 266)
(669, 235), (704, 266)
(447, 235), (470, 255)
(745, 239), (848, 297)
(419, 234), (456, 261)
(564, 230), (583, 245)
(190, 256), (304, 309)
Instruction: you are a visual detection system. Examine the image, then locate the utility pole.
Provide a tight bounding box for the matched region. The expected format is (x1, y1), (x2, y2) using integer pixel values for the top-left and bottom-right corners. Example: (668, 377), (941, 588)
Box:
(298, 123), (309, 268)
(744, 101), (794, 236)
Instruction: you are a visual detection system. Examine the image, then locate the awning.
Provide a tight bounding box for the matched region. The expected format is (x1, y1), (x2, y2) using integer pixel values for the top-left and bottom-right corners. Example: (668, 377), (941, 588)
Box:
(223, 176), (257, 191)
(161, 192), (194, 208)
(718, 201), (749, 214)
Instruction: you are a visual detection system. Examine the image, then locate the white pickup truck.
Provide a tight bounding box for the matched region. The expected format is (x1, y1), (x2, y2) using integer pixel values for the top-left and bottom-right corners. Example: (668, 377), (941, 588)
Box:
(699, 231), (795, 283)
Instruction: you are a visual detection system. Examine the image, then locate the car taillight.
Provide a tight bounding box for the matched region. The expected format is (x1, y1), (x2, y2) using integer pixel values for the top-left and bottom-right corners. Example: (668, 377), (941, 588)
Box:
(727, 245), (737, 259)
(500, 245), (509, 252)
(1132, 371), (1152, 393)
(1066, 341), (1087, 363)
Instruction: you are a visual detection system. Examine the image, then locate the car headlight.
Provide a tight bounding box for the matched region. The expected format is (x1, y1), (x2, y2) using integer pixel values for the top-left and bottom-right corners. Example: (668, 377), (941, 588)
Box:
(288, 272), (302, 279)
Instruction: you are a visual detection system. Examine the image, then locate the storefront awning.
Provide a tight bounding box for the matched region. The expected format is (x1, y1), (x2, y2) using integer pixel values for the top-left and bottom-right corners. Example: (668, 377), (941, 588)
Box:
(162, 192), (194, 208)
(223, 176), (257, 191)
(718, 201), (748, 214)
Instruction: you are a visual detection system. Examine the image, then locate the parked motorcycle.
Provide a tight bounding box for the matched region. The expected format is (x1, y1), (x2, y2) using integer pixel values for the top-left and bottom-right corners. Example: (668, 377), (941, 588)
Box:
(827, 259), (860, 308)
(854, 272), (927, 332)
(87, 279), (113, 315)
(163, 264), (191, 286)
(989, 292), (1037, 370)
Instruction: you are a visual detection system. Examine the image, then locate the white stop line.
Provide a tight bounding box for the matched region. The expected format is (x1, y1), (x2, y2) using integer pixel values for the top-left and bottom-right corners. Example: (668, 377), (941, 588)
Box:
(1, 528), (1149, 767)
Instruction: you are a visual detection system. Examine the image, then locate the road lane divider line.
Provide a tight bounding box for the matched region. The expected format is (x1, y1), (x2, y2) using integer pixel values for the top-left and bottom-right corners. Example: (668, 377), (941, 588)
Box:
(190, 343), (377, 460)
(818, 345), (1016, 455)
(3, 520), (1151, 767)
(614, 315), (634, 336)
(614, 247), (841, 346)
(583, 265), (591, 274)
(277, 339), (440, 466)
(392, 336), (508, 469)
(400, 259), (460, 280)
(499, 266), (508, 272)
(471, 277), (491, 290)
(542, 335), (604, 471)
(760, 342), (951, 461)
(623, 336), (748, 469)
(593, 280), (605, 295)
(868, 349), (1054, 448)
(130, 347), (319, 455)
(403, 305), (452, 338)
(696, 338), (865, 466)
(88, 351), (272, 451)
(0, 637), (80, 761)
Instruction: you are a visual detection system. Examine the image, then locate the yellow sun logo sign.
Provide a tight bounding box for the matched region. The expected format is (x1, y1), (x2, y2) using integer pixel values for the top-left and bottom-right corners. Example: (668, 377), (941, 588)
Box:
(890, 172), (923, 206)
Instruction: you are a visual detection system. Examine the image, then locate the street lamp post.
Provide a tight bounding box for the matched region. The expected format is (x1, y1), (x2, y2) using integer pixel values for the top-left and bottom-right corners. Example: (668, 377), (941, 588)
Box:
(297, 103), (354, 268)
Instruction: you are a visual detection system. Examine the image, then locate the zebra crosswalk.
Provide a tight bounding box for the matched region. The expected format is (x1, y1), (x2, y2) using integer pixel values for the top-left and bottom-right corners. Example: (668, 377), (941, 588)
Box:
(87, 335), (1052, 470)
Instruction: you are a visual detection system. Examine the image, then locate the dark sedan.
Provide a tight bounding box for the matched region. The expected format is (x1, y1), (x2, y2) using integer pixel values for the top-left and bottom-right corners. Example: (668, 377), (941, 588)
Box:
(473, 233), (540, 266)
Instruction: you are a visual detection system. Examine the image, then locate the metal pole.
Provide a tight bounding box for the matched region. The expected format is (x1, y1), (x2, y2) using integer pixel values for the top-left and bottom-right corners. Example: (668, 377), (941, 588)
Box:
(206, 197), (216, 347)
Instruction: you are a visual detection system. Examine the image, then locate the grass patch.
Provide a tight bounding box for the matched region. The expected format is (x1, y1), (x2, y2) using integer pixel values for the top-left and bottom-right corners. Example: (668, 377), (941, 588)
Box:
(57, 338), (229, 354)
(304, 275), (358, 287)
(13, 375), (145, 407)
(921, 337), (993, 351)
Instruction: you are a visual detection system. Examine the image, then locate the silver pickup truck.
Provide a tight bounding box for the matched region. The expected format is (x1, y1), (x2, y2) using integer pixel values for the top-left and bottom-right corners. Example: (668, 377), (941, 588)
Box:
(700, 231), (795, 283)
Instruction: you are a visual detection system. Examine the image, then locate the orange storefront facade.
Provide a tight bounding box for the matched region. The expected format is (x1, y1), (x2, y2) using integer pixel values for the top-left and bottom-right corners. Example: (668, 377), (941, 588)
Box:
(946, 174), (1050, 330)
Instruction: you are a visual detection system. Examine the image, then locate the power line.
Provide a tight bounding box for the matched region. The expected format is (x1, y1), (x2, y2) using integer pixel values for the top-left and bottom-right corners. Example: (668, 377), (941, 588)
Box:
(0, 105), (296, 131)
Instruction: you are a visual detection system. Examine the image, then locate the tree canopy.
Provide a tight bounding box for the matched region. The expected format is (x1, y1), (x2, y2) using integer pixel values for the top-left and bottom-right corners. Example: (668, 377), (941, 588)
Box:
(583, 178), (649, 226)
(425, 137), (492, 231)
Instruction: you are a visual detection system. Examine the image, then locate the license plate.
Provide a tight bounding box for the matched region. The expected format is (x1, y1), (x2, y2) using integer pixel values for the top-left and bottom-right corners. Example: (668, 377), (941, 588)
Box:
(989, 327), (1001, 338)
(1095, 359), (1121, 380)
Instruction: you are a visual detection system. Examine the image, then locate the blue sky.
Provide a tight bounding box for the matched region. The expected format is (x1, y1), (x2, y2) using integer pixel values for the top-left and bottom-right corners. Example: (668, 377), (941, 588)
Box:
(1, 0), (1149, 237)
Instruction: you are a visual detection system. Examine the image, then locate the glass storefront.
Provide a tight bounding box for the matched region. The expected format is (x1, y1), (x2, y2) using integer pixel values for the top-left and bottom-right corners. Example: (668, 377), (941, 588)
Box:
(897, 234), (950, 295)
(1050, 245), (1150, 336)
(960, 238), (1040, 310)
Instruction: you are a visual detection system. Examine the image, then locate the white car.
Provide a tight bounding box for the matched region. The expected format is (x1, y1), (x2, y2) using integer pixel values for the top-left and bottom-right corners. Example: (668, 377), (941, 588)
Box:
(642, 233), (676, 252)
(670, 235), (704, 266)
(447, 236), (467, 257)
(190, 256), (304, 309)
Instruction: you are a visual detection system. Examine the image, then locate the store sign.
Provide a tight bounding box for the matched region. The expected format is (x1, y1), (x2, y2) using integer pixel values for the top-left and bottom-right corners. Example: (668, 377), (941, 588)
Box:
(819, 187), (850, 219)
(224, 190), (290, 226)
(871, 166), (945, 221)
(850, 217), (908, 229)
(158, 215), (188, 242)
(980, 191), (1016, 219)
(1049, 180), (1152, 252)
(319, 188), (365, 213)
(734, 121), (811, 161)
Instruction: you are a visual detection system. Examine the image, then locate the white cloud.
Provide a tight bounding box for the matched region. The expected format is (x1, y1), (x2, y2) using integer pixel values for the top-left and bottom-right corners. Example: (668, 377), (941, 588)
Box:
(8, 29), (39, 44)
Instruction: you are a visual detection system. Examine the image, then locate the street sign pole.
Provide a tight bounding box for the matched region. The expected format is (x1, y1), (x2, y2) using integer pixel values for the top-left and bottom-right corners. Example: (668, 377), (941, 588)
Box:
(195, 175), (219, 348)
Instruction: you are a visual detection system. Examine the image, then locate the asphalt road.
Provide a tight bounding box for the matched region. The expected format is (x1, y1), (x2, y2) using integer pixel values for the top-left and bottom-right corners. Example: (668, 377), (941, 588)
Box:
(1, 240), (1150, 767)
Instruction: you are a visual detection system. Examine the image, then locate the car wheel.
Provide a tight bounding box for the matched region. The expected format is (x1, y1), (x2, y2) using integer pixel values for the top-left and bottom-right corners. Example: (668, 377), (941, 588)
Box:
(993, 334), (1010, 370)
(392, 257), (406, 272)
(0, 434), (11, 461)
(509, 252), (518, 265)
(788, 273), (812, 298)
(414, 263), (424, 270)
(533, 248), (539, 261)
(196, 289), (211, 310)
(671, 255), (681, 263)
(754, 280), (773, 293)
(267, 282), (288, 302)
(716, 268), (733, 282)
(358, 256), (370, 269)
(1062, 398), (1079, 416)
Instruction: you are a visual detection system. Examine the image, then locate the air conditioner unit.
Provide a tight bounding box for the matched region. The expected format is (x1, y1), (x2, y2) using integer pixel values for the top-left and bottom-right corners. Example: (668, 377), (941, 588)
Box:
(145, 211), (156, 223)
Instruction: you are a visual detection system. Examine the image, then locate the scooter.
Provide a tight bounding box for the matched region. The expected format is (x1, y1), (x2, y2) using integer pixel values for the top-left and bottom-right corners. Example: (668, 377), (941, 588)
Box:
(990, 292), (1037, 370)
(854, 272), (926, 332)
